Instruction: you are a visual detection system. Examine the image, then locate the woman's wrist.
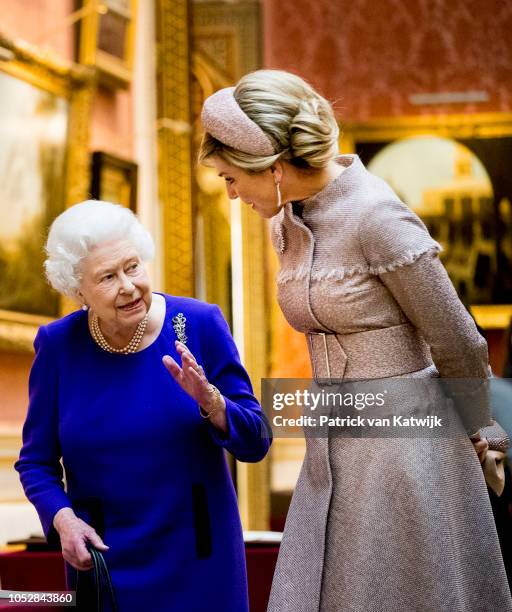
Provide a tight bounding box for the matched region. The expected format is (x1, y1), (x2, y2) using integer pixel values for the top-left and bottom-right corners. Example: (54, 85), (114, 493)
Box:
(53, 507), (76, 532)
(199, 385), (225, 418)
(199, 385), (228, 433)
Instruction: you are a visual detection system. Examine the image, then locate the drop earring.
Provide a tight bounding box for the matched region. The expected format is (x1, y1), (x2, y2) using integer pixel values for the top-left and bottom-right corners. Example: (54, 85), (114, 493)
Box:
(82, 304), (88, 311)
(274, 180), (286, 253)
(275, 181), (283, 210)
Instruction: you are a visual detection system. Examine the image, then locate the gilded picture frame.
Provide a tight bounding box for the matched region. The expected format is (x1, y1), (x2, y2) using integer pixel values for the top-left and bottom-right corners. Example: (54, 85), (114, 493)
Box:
(91, 151), (138, 212)
(0, 33), (95, 352)
(342, 114), (512, 330)
(77, 0), (137, 89)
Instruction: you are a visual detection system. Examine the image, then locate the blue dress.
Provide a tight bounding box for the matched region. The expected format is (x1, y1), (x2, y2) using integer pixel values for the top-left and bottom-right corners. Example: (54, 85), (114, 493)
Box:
(15, 294), (271, 611)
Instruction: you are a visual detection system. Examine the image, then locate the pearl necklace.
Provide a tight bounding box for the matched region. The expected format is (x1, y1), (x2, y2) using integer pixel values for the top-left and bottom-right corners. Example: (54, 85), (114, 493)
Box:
(90, 313), (149, 354)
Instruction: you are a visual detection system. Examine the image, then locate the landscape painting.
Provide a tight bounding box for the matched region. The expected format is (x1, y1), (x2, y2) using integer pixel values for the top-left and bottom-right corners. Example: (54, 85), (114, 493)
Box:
(0, 71), (68, 317)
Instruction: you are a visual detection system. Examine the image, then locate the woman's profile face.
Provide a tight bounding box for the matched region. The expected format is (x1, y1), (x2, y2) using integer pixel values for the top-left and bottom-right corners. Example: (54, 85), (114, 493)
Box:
(211, 156), (282, 219)
(78, 239), (152, 329)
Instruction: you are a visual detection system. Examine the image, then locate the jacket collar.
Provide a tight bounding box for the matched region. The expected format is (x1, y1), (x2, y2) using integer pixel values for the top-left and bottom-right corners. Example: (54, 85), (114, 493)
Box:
(300, 154), (363, 213)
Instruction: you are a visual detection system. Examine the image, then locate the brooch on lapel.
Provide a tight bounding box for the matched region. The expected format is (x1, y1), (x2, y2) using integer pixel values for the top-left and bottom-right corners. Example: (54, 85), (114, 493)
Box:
(172, 313), (187, 344)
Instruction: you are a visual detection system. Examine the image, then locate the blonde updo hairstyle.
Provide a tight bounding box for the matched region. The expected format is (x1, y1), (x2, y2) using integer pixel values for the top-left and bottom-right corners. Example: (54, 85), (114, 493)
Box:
(199, 70), (340, 172)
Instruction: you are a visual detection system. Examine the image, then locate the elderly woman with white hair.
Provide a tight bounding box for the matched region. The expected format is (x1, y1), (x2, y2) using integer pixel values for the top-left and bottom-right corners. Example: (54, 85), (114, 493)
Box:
(15, 200), (271, 612)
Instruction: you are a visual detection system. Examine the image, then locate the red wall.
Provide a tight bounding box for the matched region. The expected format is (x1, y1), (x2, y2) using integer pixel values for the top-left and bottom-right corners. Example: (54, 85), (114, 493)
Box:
(263, 0), (512, 121)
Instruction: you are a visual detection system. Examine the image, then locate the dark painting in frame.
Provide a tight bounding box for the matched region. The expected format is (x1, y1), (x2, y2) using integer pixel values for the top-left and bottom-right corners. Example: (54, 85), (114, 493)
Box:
(91, 151), (138, 212)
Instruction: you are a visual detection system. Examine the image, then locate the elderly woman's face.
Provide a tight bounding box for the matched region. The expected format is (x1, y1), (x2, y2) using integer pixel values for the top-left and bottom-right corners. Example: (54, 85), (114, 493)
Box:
(78, 239), (151, 328)
(211, 157), (281, 219)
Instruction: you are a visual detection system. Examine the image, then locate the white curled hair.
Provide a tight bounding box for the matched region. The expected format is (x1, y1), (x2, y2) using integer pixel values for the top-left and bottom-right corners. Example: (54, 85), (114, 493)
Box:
(44, 200), (155, 297)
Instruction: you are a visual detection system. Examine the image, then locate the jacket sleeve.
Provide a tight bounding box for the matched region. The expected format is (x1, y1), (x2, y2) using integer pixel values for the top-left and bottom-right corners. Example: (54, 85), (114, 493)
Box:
(360, 200), (492, 433)
(359, 198), (442, 274)
(377, 250), (492, 434)
(199, 304), (272, 462)
(14, 326), (72, 543)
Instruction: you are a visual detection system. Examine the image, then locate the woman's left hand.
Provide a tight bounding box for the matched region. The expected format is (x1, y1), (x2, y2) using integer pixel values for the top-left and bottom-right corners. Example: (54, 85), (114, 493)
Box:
(163, 341), (227, 432)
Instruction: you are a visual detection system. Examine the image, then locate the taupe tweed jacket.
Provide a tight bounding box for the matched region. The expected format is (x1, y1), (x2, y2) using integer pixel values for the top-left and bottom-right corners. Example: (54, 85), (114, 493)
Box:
(267, 155), (512, 612)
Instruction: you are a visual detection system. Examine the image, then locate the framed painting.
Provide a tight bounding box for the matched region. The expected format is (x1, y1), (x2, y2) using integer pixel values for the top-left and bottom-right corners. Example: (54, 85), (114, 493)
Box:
(90, 151), (138, 212)
(0, 32), (94, 352)
(343, 114), (512, 329)
(77, 0), (137, 89)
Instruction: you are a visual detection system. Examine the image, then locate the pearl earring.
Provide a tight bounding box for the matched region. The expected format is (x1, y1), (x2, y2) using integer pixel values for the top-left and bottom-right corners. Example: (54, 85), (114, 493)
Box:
(82, 304), (88, 311)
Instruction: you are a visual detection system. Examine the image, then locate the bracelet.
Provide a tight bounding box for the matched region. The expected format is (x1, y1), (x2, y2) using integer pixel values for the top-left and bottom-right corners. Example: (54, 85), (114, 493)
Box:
(199, 384), (223, 419)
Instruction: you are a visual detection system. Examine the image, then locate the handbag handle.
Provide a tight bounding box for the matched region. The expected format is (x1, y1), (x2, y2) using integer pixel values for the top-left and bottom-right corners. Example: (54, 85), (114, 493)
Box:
(76, 543), (118, 612)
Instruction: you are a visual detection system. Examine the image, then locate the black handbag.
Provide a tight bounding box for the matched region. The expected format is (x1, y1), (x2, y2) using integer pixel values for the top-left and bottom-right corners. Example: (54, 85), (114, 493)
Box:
(76, 543), (118, 612)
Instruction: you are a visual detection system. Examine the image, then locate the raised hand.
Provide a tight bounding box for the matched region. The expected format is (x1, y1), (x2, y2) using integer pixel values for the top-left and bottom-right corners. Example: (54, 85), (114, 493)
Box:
(162, 341), (227, 432)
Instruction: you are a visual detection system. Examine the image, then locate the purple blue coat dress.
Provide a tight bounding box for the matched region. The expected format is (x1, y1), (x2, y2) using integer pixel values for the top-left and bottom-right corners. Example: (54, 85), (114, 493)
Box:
(15, 294), (271, 612)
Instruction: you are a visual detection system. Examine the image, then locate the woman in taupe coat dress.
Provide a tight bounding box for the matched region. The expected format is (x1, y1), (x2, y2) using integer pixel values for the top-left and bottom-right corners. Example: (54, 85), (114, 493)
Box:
(200, 70), (512, 612)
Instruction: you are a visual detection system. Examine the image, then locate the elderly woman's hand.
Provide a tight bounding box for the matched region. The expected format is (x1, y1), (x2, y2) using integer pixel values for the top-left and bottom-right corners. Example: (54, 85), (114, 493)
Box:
(163, 341), (228, 433)
(53, 507), (109, 571)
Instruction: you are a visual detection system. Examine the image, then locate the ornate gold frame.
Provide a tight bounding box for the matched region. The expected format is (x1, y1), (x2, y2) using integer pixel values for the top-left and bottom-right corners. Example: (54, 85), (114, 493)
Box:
(155, 0), (195, 298)
(342, 113), (512, 147)
(343, 113), (512, 329)
(79, 0), (137, 88)
(0, 33), (95, 352)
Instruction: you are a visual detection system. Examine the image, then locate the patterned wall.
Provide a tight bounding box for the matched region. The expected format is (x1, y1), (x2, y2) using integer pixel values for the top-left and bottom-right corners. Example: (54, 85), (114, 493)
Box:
(263, 0), (512, 121)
